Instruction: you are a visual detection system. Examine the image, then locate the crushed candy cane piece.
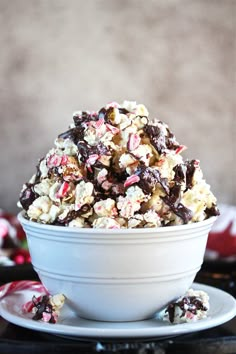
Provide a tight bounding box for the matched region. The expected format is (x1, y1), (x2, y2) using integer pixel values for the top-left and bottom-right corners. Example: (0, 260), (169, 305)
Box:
(56, 181), (70, 198)
(124, 174), (140, 188)
(86, 154), (99, 165)
(127, 133), (141, 151)
(175, 145), (187, 155)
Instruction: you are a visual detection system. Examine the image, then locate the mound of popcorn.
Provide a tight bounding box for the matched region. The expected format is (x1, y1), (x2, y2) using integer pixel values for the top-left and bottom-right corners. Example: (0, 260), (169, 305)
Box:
(18, 101), (219, 229)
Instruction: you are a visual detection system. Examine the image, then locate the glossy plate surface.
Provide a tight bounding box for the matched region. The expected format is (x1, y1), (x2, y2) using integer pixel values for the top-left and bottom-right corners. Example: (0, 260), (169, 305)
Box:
(0, 282), (235, 339)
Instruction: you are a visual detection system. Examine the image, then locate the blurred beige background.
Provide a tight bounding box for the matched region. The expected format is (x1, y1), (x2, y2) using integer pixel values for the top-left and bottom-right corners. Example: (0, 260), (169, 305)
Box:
(0, 0), (235, 214)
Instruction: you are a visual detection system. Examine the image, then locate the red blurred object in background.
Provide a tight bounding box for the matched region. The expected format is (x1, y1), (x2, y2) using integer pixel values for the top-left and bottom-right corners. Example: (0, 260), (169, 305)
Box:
(206, 204), (236, 259)
(0, 210), (26, 242)
(0, 210), (31, 265)
(10, 248), (31, 264)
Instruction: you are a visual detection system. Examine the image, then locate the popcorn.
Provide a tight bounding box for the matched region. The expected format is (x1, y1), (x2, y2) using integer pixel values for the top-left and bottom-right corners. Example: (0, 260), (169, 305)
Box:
(22, 293), (66, 324)
(117, 186), (149, 219)
(19, 101), (219, 228)
(92, 217), (121, 229)
(94, 199), (118, 217)
(75, 181), (94, 211)
(164, 289), (210, 324)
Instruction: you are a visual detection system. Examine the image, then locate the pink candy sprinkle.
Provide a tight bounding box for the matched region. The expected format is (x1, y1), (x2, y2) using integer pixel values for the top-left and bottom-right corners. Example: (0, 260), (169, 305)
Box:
(106, 124), (120, 135)
(93, 118), (104, 129)
(86, 154), (99, 166)
(75, 203), (82, 211)
(111, 207), (118, 217)
(61, 155), (69, 165)
(110, 225), (120, 229)
(124, 175), (140, 188)
(127, 133), (141, 151)
(186, 311), (195, 320)
(42, 312), (52, 322)
(56, 182), (70, 198)
(47, 154), (62, 168)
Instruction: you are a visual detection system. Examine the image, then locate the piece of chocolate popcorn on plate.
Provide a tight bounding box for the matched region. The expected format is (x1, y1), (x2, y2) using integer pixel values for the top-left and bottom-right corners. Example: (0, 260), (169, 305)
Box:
(164, 289), (209, 324)
(22, 293), (66, 323)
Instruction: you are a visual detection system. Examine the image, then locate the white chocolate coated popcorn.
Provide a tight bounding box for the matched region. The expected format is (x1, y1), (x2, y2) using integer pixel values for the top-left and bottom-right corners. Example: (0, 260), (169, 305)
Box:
(164, 288), (210, 324)
(19, 101), (219, 228)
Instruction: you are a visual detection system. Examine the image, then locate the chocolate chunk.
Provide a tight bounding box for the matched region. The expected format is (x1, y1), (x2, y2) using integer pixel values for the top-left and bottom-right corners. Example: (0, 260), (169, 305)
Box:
(19, 184), (39, 211)
(173, 164), (186, 184)
(173, 160), (197, 191)
(205, 205), (220, 218)
(144, 123), (179, 154)
(144, 125), (166, 154)
(110, 168), (129, 183)
(166, 303), (175, 323)
(185, 160), (197, 190)
(162, 183), (192, 224)
(136, 166), (169, 195)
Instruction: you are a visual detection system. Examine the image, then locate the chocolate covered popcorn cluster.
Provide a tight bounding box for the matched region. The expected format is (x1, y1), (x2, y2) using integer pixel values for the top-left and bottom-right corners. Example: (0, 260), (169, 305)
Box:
(23, 293), (66, 323)
(164, 289), (209, 324)
(18, 101), (219, 229)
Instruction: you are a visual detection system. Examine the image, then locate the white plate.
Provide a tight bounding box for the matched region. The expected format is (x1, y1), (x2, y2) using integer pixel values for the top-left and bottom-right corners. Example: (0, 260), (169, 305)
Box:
(0, 282), (235, 339)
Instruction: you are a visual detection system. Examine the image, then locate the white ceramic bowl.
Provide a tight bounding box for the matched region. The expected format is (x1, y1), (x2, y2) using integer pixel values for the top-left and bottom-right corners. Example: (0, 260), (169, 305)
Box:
(18, 212), (216, 322)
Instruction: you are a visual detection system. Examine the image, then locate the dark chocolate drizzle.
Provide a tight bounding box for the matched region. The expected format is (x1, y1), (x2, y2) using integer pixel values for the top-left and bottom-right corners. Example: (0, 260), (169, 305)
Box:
(185, 160), (197, 190)
(173, 164), (187, 184)
(136, 166), (169, 195)
(118, 107), (130, 115)
(161, 183), (193, 224)
(32, 295), (56, 323)
(56, 205), (92, 225)
(173, 160), (197, 191)
(58, 126), (85, 145)
(165, 295), (208, 323)
(144, 123), (179, 154)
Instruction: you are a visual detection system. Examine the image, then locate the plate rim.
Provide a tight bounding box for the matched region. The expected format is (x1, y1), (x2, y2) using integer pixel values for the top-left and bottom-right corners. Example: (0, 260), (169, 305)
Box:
(0, 282), (236, 339)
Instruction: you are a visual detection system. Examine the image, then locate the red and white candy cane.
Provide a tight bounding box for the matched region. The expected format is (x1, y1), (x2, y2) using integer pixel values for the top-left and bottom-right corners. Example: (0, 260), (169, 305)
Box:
(0, 280), (48, 300)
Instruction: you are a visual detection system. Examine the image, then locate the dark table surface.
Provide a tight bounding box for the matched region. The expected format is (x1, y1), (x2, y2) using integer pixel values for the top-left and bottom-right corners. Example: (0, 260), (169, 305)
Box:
(0, 263), (236, 354)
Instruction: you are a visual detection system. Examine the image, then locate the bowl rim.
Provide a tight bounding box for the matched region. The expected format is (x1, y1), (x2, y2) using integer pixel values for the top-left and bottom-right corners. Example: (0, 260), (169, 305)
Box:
(18, 211), (217, 235)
